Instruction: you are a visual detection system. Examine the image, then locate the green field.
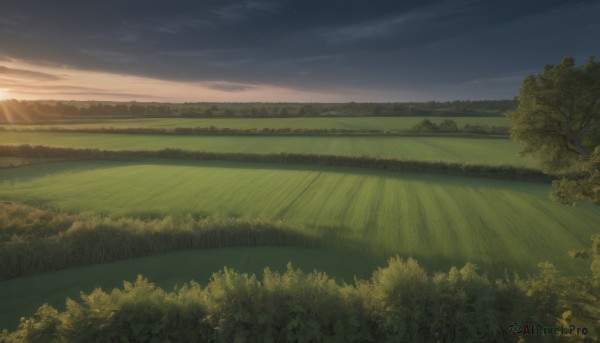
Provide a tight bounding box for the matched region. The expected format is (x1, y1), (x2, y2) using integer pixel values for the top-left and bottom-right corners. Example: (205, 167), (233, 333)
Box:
(0, 157), (30, 167)
(1, 115), (598, 337)
(0, 131), (536, 167)
(1, 116), (509, 131)
(0, 157), (67, 167)
(0, 247), (384, 330)
(1, 159), (597, 276)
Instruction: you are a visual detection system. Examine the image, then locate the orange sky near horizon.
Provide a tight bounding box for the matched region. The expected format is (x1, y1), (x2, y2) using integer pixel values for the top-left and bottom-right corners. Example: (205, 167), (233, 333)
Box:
(0, 57), (368, 103)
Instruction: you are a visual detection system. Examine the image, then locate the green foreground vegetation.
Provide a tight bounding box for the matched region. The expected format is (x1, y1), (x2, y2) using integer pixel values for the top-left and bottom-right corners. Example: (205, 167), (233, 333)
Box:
(0, 247), (382, 330)
(3, 253), (599, 342)
(0, 131), (535, 167)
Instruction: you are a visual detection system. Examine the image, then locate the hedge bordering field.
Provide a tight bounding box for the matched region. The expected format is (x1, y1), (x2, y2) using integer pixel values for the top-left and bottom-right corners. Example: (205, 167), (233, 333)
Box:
(0, 144), (550, 182)
(0, 125), (511, 136)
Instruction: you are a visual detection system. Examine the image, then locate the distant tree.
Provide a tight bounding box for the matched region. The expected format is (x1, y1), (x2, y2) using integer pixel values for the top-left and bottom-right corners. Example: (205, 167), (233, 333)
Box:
(412, 119), (438, 132)
(437, 119), (458, 132)
(508, 57), (600, 205)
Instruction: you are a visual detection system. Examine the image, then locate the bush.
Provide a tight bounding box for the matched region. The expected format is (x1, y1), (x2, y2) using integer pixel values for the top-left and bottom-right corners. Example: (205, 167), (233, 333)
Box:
(0, 258), (543, 342)
(412, 119), (439, 132)
(438, 119), (459, 132)
(3, 250), (599, 342)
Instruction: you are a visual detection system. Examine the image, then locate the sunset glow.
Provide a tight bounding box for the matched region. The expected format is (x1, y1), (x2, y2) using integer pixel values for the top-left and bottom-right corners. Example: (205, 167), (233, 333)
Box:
(0, 1), (598, 102)
(0, 89), (9, 100)
(0, 58), (357, 102)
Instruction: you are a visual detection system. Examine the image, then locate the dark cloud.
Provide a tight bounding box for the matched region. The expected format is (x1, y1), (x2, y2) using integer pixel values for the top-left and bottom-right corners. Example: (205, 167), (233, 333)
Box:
(0, 66), (62, 81)
(207, 83), (257, 92)
(1, 0), (599, 100)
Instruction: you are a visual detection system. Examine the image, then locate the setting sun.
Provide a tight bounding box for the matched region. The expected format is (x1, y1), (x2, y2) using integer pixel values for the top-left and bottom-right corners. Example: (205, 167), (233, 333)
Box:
(0, 89), (10, 100)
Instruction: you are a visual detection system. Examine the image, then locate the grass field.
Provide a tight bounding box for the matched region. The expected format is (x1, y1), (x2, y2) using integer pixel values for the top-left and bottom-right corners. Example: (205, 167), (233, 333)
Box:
(0, 247), (384, 330)
(0, 157), (31, 167)
(1, 115), (597, 337)
(0, 132), (536, 167)
(0, 116), (510, 131)
(1, 159), (597, 276)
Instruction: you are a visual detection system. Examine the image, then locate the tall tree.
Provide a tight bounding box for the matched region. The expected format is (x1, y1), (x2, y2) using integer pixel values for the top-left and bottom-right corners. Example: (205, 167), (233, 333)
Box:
(508, 57), (600, 205)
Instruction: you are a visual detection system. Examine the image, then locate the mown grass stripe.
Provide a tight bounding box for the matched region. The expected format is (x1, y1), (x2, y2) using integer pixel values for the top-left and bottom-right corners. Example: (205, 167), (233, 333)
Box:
(1, 159), (596, 276)
(0, 131), (534, 167)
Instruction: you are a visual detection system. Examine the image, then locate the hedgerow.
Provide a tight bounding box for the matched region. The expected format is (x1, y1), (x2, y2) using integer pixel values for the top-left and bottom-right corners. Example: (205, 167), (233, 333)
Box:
(0, 203), (317, 281)
(0, 144), (550, 181)
(1, 125), (510, 136)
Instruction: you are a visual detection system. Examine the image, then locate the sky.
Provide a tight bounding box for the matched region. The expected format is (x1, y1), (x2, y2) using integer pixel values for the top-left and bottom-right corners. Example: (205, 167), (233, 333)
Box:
(0, 0), (599, 102)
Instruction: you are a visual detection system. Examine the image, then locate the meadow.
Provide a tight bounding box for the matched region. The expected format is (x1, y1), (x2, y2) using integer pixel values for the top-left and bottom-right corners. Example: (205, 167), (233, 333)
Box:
(1, 159), (597, 276)
(0, 131), (536, 167)
(0, 116), (509, 131)
(0, 115), (598, 338)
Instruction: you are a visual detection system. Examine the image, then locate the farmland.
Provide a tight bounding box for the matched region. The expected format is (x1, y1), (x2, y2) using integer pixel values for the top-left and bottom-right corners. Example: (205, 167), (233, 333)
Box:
(0, 131), (536, 167)
(1, 159), (598, 275)
(0, 116), (510, 131)
(0, 115), (598, 336)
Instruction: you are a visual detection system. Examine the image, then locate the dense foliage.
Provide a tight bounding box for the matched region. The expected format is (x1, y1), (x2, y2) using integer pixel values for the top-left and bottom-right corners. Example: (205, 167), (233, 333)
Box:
(0, 144), (549, 181)
(410, 119), (508, 135)
(2, 246), (599, 342)
(0, 258), (535, 342)
(0, 124), (510, 136)
(508, 57), (600, 205)
(0, 99), (517, 123)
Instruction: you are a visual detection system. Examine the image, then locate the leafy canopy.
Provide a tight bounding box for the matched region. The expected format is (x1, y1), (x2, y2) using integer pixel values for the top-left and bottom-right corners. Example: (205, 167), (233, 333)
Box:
(509, 57), (600, 205)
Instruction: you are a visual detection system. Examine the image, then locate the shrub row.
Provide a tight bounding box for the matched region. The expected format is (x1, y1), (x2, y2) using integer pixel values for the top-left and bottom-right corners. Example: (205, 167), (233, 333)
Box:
(0, 125), (510, 136)
(411, 119), (509, 135)
(0, 144), (550, 182)
(0, 203), (318, 281)
(3, 250), (600, 342)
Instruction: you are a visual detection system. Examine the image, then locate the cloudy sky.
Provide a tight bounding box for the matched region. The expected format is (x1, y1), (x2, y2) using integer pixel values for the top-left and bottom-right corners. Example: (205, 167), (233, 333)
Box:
(0, 0), (598, 102)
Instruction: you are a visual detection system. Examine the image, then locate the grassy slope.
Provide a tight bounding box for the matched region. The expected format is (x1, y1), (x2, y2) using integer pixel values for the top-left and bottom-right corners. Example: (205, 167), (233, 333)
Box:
(0, 247), (384, 331)
(0, 132), (535, 167)
(1, 160), (597, 276)
(0, 116), (510, 131)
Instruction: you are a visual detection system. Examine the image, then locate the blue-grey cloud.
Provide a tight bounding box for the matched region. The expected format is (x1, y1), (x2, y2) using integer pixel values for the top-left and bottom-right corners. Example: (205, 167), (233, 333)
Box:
(0, 0), (598, 100)
(207, 82), (257, 92)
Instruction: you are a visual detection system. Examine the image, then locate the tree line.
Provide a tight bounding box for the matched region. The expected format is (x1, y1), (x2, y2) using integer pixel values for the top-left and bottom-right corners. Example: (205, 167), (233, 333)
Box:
(0, 99), (517, 122)
(0, 121), (511, 136)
